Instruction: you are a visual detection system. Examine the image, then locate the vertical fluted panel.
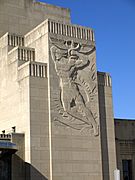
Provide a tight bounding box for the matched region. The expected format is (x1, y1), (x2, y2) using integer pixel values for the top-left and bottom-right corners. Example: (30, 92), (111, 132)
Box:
(8, 34), (24, 47)
(29, 63), (47, 78)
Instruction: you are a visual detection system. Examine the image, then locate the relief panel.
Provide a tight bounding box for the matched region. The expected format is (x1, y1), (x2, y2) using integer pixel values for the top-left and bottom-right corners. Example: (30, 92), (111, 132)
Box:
(50, 38), (99, 136)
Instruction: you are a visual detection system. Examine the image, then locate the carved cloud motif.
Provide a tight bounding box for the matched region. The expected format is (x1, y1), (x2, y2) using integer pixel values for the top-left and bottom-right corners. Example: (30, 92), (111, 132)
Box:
(50, 39), (99, 136)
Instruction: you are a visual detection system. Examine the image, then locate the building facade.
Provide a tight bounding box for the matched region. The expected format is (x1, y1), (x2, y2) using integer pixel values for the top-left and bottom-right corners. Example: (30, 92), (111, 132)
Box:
(115, 119), (135, 180)
(0, 0), (133, 180)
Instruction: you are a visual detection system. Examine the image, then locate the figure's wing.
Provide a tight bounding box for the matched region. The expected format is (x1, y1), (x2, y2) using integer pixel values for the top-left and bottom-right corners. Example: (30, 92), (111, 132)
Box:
(50, 45), (68, 61)
(76, 44), (97, 104)
(49, 37), (68, 51)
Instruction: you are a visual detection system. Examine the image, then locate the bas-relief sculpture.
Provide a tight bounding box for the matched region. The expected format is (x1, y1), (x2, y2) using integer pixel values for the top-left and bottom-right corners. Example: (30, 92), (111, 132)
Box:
(50, 39), (99, 136)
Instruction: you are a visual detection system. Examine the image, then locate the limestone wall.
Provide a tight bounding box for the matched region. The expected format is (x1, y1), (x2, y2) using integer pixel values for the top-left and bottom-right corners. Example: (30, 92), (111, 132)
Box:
(0, 0), (70, 37)
(48, 23), (103, 180)
(98, 72), (117, 180)
(0, 32), (49, 179)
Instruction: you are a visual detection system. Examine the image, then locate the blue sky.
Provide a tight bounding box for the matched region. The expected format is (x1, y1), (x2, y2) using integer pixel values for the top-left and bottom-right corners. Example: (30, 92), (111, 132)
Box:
(39, 0), (135, 119)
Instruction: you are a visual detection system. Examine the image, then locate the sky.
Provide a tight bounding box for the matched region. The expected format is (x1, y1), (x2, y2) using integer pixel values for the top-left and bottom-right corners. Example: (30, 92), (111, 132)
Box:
(39, 0), (135, 119)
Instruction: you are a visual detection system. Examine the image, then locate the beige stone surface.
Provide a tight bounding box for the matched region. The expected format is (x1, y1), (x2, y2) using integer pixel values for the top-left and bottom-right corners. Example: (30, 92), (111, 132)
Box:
(98, 72), (117, 180)
(0, 0), (70, 38)
(48, 22), (102, 180)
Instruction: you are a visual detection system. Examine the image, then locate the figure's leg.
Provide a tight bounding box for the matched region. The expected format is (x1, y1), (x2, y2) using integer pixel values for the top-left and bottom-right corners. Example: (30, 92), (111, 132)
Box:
(60, 86), (72, 112)
(75, 92), (99, 136)
(81, 106), (99, 136)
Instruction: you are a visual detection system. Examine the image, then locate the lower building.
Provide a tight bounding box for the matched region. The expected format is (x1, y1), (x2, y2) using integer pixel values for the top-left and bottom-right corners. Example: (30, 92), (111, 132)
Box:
(1, 120), (134, 180)
(115, 119), (135, 180)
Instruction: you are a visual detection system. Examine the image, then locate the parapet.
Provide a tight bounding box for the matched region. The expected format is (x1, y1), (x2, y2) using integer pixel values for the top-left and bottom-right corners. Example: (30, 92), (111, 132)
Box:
(25, 19), (95, 47)
(97, 71), (112, 87)
(0, 134), (17, 154)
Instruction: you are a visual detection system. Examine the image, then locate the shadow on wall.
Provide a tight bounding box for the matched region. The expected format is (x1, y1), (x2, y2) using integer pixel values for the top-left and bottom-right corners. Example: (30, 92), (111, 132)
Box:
(12, 154), (48, 180)
(0, 153), (11, 180)
(25, 163), (48, 180)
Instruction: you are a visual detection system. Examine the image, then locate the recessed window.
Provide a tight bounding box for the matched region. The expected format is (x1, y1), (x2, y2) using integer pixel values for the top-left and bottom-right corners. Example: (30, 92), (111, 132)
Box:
(122, 160), (132, 180)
